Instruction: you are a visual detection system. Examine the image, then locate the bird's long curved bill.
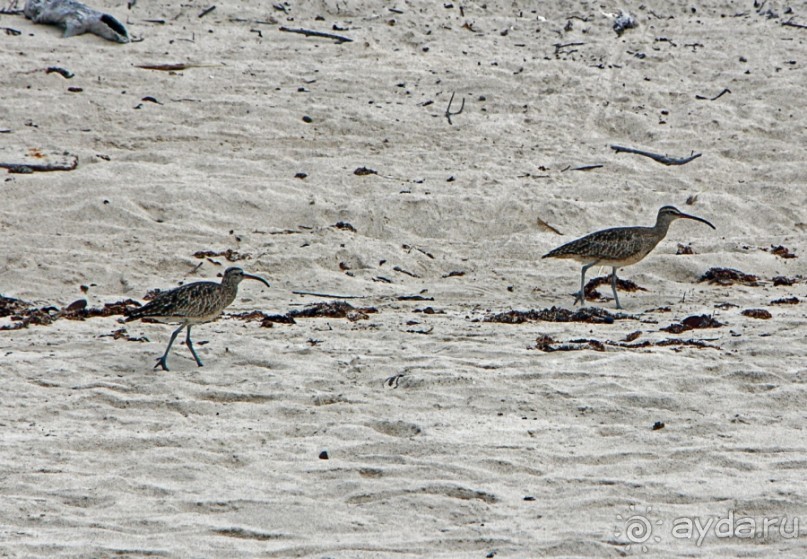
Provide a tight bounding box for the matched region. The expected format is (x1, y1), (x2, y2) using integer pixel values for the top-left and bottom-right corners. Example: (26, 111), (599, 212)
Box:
(679, 212), (716, 230)
(244, 273), (271, 288)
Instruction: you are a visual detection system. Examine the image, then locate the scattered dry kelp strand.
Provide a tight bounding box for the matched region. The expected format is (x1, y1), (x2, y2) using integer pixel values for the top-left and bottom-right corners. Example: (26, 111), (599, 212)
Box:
(531, 334), (719, 352)
(485, 306), (631, 324)
(193, 249), (251, 262)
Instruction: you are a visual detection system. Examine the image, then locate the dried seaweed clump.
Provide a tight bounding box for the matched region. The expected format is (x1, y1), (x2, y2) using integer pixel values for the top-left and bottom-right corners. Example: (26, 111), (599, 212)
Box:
(741, 309), (772, 319)
(193, 249), (251, 262)
(0, 296), (32, 318)
(661, 314), (724, 334)
(289, 301), (377, 320)
(0, 296), (58, 330)
(676, 243), (694, 255)
(583, 276), (646, 301)
(772, 276), (797, 286)
(486, 306), (626, 325)
(699, 267), (760, 286)
(61, 299), (141, 320)
(233, 301), (378, 328)
(531, 335), (605, 352)
(230, 310), (297, 327)
(768, 245), (797, 259)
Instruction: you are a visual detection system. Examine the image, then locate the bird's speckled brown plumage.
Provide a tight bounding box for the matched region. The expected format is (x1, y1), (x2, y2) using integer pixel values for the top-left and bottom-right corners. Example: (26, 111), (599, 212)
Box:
(126, 267), (270, 370)
(543, 206), (715, 308)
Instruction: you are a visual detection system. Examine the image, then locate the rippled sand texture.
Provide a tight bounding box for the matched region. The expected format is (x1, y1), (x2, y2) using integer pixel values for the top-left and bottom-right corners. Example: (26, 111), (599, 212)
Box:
(1, 0), (805, 557)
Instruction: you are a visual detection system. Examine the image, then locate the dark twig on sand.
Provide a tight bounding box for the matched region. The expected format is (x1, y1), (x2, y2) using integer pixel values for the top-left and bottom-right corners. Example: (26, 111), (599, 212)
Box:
(782, 18), (807, 29)
(292, 290), (367, 299)
(278, 26), (352, 43)
(554, 41), (584, 54)
(610, 144), (702, 166)
(565, 164), (603, 172)
(445, 92), (465, 125)
(696, 88), (731, 101)
(198, 5), (215, 18)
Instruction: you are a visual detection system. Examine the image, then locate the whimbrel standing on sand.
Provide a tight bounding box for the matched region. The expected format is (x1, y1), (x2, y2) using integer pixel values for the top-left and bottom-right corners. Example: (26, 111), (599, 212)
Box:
(542, 206), (715, 308)
(125, 267), (270, 371)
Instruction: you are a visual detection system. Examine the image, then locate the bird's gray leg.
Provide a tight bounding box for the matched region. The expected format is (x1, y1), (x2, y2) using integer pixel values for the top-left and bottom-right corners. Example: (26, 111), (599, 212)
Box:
(155, 324), (185, 371)
(574, 263), (596, 306)
(611, 267), (622, 309)
(185, 325), (204, 367)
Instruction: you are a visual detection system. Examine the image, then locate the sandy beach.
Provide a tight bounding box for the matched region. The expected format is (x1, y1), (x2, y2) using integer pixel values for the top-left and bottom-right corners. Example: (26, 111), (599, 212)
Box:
(1, 0), (806, 556)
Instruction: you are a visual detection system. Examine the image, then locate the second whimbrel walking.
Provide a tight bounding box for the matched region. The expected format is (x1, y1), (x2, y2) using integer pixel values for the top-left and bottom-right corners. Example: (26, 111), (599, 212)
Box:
(542, 206), (715, 308)
(125, 267), (270, 371)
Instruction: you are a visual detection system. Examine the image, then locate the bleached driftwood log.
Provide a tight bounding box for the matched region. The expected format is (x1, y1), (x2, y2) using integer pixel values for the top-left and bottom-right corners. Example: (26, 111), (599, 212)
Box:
(24, 0), (129, 43)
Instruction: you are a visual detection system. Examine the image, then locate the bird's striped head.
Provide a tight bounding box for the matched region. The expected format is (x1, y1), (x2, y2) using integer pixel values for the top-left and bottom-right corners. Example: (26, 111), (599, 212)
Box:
(222, 267), (271, 288)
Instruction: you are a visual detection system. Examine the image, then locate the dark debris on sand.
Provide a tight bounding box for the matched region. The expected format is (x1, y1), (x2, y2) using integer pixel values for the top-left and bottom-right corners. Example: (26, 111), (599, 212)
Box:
(661, 314), (724, 334)
(741, 308), (772, 319)
(193, 249), (252, 262)
(0, 296), (139, 330)
(530, 334), (719, 352)
(768, 245), (797, 259)
(61, 299), (141, 320)
(699, 267), (761, 286)
(485, 306), (630, 325)
(289, 301), (377, 319)
(0, 296), (57, 330)
(583, 276), (646, 301)
(772, 275), (798, 286)
(233, 301), (378, 328)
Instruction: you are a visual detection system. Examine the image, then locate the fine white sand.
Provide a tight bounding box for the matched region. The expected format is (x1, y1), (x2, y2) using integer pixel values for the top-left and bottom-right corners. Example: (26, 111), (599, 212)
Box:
(1, 0), (805, 556)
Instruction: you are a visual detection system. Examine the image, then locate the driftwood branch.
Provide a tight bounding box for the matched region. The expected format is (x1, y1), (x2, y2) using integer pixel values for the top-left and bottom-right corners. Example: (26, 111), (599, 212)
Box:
(278, 26), (352, 43)
(782, 18), (807, 29)
(445, 92), (465, 125)
(553, 41), (584, 55)
(610, 144), (702, 166)
(0, 155), (78, 173)
(292, 290), (367, 299)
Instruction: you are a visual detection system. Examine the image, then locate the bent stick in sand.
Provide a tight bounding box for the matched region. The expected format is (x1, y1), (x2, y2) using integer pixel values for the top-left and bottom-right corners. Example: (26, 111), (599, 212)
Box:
(278, 26), (352, 43)
(445, 92), (465, 125)
(610, 144), (702, 166)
